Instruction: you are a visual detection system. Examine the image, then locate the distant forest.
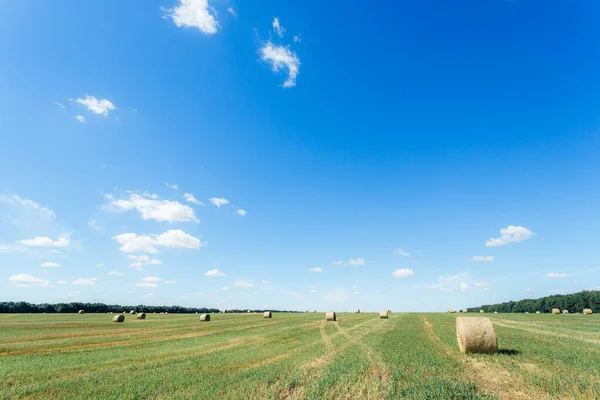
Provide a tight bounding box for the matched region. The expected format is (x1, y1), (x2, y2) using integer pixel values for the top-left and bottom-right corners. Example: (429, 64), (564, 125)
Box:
(0, 301), (291, 314)
(467, 290), (600, 313)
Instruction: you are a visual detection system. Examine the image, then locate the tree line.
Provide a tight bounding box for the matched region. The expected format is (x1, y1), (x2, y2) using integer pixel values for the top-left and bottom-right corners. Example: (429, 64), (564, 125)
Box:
(467, 290), (600, 313)
(0, 301), (293, 314)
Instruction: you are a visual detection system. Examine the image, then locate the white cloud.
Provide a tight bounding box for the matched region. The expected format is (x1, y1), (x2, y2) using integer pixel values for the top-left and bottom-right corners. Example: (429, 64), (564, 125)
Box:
(471, 256), (494, 263)
(165, 182), (179, 190)
(394, 249), (410, 256)
(106, 193), (198, 223)
(308, 289), (318, 293)
(525, 288), (532, 293)
(54, 101), (66, 109)
(136, 282), (158, 288)
(164, 280), (176, 284)
(96, 263), (104, 267)
(75, 115), (86, 123)
(163, 0), (218, 35)
(142, 276), (161, 283)
(1, 194), (56, 219)
(259, 42), (300, 88)
(234, 280), (254, 287)
(108, 270), (123, 276)
(546, 273), (568, 278)
(392, 268), (415, 278)
(347, 258), (366, 266)
(227, 7), (236, 17)
(57, 280), (67, 284)
(485, 225), (535, 247)
(9, 274), (51, 288)
(18, 236), (70, 248)
(460, 282), (473, 292)
(205, 269), (225, 277)
(128, 255), (162, 270)
(293, 34), (301, 43)
(474, 282), (490, 288)
(40, 262), (60, 268)
(272, 17), (285, 38)
(209, 197), (229, 207)
(75, 95), (115, 116)
(183, 193), (203, 205)
(236, 209), (247, 216)
(331, 260), (342, 265)
(72, 277), (96, 285)
(309, 267), (322, 272)
(261, 280), (270, 285)
(221, 286), (230, 290)
(113, 229), (204, 253)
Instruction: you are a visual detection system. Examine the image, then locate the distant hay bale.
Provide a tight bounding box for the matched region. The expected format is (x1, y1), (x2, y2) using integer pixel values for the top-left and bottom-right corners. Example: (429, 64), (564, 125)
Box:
(552, 308), (560, 314)
(536, 311), (540, 314)
(136, 312), (146, 320)
(247, 310), (251, 313)
(525, 312), (529, 314)
(448, 308), (455, 313)
(129, 310), (135, 315)
(379, 310), (388, 319)
(160, 312), (165, 315)
(313, 310), (317, 313)
(562, 309), (569, 314)
(479, 310), (484, 313)
(583, 309), (593, 315)
(78, 310), (85, 314)
(326, 311), (336, 321)
(305, 310), (308, 313)
(200, 314), (210, 322)
(456, 317), (498, 354)
(113, 315), (125, 323)
(264, 311), (272, 318)
(355, 309), (360, 313)
(462, 309), (468, 313)
(494, 311), (498, 314)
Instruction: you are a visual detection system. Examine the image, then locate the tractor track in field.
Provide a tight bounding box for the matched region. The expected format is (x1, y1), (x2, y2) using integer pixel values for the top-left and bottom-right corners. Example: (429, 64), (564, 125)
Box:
(419, 314), (546, 400)
(492, 320), (600, 345)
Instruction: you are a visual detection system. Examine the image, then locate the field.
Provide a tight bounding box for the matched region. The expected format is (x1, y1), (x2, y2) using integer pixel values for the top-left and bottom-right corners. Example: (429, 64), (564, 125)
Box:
(1, 312), (599, 399)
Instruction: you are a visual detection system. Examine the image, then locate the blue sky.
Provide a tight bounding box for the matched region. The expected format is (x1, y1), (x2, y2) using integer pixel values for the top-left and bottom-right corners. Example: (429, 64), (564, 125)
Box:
(1, 0), (599, 312)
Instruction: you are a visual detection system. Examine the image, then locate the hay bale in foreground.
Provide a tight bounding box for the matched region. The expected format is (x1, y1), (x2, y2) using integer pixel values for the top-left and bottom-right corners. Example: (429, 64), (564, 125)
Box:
(562, 309), (569, 314)
(78, 310), (85, 314)
(264, 311), (272, 318)
(379, 310), (388, 319)
(583, 308), (593, 315)
(552, 308), (560, 314)
(136, 312), (146, 320)
(456, 317), (498, 354)
(113, 315), (125, 323)
(200, 314), (210, 322)
(326, 311), (336, 321)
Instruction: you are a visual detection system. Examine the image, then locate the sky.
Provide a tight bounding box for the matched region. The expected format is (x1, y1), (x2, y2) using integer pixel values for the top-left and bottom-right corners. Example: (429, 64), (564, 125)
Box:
(1, 0), (599, 312)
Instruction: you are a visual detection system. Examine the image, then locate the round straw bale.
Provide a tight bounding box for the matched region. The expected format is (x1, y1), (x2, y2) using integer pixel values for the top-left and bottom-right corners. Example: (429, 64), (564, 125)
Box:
(583, 308), (592, 314)
(136, 312), (146, 320)
(456, 317), (498, 354)
(313, 310), (317, 313)
(448, 308), (455, 313)
(355, 309), (360, 313)
(552, 308), (560, 314)
(247, 309), (251, 313)
(379, 310), (388, 319)
(536, 311), (540, 314)
(562, 309), (569, 314)
(129, 310), (135, 315)
(326, 311), (336, 321)
(462, 309), (468, 313)
(78, 310), (85, 314)
(479, 310), (484, 313)
(264, 311), (272, 318)
(494, 311), (498, 314)
(113, 314), (125, 323)
(200, 314), (210, 322)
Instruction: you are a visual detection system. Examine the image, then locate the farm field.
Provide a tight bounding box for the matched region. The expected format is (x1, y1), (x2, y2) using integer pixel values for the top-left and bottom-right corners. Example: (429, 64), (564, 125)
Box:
(0, 312), (599, 399)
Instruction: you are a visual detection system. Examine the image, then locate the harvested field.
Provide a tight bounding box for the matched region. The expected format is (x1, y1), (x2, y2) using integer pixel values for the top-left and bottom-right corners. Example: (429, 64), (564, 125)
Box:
(0, 312), (599, 399)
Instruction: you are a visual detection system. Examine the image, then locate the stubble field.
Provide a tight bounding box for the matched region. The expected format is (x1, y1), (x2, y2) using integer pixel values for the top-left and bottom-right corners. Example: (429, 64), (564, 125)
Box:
(0, 312), (599, 399)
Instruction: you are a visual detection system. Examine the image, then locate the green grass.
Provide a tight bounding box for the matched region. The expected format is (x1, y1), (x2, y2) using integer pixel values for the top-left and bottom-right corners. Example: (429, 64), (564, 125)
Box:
(0, 312), (599, 399)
